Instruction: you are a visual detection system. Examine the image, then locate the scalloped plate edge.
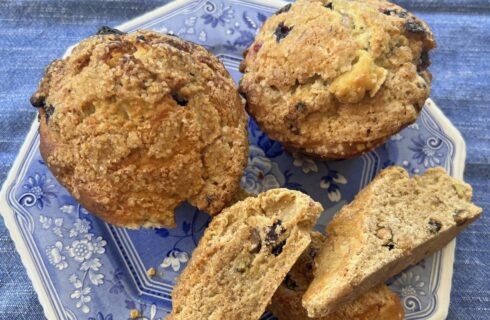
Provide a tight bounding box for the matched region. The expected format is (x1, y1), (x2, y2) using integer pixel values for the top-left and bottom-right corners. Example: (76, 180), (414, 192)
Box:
(0, 0), (465, 317)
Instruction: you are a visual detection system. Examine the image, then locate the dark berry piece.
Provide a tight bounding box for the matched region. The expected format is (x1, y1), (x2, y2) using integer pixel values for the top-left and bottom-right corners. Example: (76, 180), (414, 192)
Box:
(265, 219), (285, 245)
(417, 51), (431, 72)
(284, 274), (299, 290)
(136, 35), (146, 42)
(249, 229), (262, 254)
(172, 93), (188, 106)
(271, 240), (286, 256)
(405, 21), (425, 33)
(274, 22), (293, 42)
(295, 102), (306, 112)
(44, 105), (55, 123)
(30, 95), (45, 109)
(275, 4), (291, 15)
(324, 2), (333, 9)
(96, 26), (125, 36)
(383, 242), (395, 250)
(428, 219), (442, 234)
(253, 42), (263, 53)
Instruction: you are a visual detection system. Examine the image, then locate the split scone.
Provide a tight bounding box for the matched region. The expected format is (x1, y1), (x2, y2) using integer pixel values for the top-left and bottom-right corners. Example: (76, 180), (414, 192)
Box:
(168, 189), (323, 320)
(303, 166), (482, 317)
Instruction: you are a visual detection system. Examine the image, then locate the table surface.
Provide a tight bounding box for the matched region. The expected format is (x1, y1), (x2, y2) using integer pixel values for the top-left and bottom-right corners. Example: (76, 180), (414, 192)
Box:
(0, 0), (489, 319)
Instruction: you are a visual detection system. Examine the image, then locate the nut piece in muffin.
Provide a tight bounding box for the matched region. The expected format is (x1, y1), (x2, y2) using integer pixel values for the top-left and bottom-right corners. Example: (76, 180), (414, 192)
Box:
(30, 28), (248, 228)
(239, 0), (436, 159)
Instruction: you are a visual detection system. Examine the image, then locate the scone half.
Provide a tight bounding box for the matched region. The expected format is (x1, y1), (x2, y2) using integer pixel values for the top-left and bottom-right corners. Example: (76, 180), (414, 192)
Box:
(268, 231), (404, 320)
(303, 166), (482, 317)
(168, 189), (323, 320)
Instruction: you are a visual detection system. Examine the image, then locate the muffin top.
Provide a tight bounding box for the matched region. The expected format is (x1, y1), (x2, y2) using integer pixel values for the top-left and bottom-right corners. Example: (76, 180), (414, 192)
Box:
(239, 0), (436, 159)
(31, 29), (248, 228)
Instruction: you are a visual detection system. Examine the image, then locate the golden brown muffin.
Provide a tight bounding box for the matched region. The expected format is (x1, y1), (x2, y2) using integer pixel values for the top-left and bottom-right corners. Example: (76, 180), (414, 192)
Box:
(30, 28), (248, 228)
(239, 0), (436, 159)
(269, 232), (404, 320)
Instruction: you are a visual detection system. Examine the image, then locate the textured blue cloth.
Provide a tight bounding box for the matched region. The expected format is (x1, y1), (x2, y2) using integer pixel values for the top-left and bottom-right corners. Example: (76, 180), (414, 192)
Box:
(0, 1), (488, 319)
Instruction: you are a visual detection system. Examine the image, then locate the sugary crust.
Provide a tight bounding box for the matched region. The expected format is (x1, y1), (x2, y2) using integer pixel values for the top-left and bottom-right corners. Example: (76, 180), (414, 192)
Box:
(32, 30), (248, 228)
(168, 189), (323, 320)
(239, 0), (436, 159)
(303, 166), (482, 317)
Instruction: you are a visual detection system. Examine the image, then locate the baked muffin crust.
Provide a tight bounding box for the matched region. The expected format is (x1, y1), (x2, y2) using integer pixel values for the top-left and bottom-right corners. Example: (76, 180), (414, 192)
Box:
(31, 29), (248, 228)
(239, 0), (436, 159)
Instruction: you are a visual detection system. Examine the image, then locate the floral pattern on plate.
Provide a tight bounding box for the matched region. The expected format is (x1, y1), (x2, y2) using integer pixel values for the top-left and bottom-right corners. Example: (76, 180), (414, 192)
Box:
(1, 1), (461, 319)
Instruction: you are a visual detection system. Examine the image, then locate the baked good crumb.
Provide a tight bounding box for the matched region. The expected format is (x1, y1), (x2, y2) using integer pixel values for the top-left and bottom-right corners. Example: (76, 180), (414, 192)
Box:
(168, 189), (323, 320)
(269, 232), (404, 320)
(303, 166), (482, 317)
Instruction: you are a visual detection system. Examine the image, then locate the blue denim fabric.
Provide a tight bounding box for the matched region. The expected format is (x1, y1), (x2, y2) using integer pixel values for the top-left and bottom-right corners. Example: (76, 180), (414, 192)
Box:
(0, 1), (488, 319)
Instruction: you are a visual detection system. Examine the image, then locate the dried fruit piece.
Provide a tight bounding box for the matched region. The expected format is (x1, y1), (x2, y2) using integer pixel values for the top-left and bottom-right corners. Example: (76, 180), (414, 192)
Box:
(172, 92), (188, 106)
(274, 22), (293, 42)
(275, 4), (291, 15)
(324, 2), (333, 9)
(428, 219), (442, 234)
(96, 26), (125, 35)
(383, 242), (395, 250)
(44, 105), (55, 123)
(265, 220), (285, 245)
(271, 240), (287, 256)
(252, 42), (263, 53)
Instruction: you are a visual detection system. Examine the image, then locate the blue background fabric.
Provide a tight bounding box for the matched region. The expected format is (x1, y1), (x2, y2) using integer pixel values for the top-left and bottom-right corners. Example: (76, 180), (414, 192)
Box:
(0, 0), (488, 319)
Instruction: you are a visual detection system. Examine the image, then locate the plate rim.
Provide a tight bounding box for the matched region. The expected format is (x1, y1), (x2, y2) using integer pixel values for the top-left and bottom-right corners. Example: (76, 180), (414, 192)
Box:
(0, 0), (466, 318)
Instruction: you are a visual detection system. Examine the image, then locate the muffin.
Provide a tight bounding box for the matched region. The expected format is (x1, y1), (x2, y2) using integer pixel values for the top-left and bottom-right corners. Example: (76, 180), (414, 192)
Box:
(239, 0), (436, 159)
(30, 28), (249, 228)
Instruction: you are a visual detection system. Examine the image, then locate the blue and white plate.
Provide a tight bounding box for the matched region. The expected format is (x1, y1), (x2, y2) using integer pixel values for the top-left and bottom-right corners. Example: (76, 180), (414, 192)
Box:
(0, 1), (465, 319)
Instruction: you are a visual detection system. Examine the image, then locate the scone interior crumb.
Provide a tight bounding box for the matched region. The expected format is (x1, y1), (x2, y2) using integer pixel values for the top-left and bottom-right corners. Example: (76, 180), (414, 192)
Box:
(303, 167), (482, 317)
(169, 189), (323, 320)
